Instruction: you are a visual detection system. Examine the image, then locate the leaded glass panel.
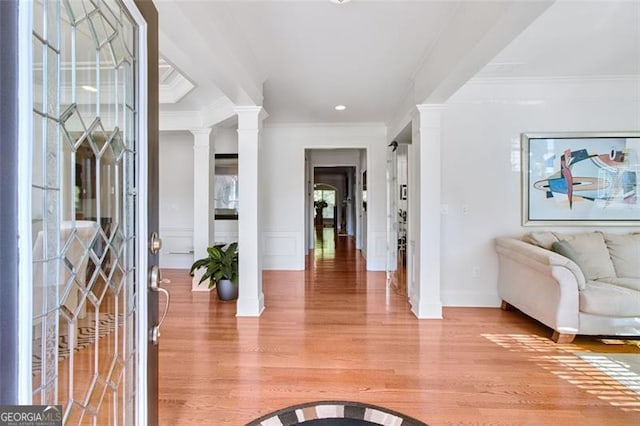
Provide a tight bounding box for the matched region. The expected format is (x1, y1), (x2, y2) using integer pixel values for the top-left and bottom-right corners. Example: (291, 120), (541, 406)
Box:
(31, 1), (138, 424)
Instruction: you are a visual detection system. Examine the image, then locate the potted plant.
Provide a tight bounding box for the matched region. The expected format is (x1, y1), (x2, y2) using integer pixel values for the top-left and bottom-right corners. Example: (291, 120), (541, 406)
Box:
(189, 242), (239, 300)
(314, 199), (328, 227)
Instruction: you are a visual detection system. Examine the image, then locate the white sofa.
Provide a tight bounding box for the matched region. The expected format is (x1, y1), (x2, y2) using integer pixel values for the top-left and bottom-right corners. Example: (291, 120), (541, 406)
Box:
(495, 231), (640, 343)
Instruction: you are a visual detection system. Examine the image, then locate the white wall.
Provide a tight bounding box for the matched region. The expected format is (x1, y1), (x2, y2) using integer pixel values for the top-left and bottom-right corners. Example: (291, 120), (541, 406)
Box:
(440, 76), (640, 307)
(159, 128), (240, 268)
(261, 125), (387, 270)
(159, 131), (195, 268)
(214, 127), (239, 154)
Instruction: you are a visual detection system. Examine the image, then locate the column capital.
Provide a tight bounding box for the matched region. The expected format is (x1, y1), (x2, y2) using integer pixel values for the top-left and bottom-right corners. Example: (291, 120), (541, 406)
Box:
(189, 128), (212, 138)
(416, 104), (446, 113)
(190, 128), (212, 148)
(234, 106), (269, 129)
(415, 104), (446, 130)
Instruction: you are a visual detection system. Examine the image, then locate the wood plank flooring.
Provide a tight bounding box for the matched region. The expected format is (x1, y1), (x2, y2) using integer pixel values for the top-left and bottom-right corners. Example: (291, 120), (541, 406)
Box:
(158, 231), (639, 425)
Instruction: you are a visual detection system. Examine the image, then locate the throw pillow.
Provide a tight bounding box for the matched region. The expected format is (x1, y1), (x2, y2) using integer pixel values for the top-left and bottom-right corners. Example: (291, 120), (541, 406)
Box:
(604, 233), (640, 279)
(523, 232), (559, 250)
(551, 240), (588, 275)
(556, 232), (617, 280)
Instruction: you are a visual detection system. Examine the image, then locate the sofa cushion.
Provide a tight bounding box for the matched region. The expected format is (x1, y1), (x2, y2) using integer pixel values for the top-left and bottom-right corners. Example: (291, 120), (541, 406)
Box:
(522, 232), (559, 250)
(604, 233), (640, 279)
(594, 277), (640, 293)
(556, 232), (617, 281)
(580, 280), (640, 317)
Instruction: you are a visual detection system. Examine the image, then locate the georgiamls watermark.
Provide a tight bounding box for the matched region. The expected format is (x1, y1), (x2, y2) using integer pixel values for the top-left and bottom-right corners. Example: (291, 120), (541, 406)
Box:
(0, 405), (62, 426)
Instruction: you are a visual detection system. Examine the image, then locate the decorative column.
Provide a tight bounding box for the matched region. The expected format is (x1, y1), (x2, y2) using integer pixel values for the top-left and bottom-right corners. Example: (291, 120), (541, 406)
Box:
(235, 106), (266, 316)
(191, 128), (214, 291)
(412, 104), (444, 318)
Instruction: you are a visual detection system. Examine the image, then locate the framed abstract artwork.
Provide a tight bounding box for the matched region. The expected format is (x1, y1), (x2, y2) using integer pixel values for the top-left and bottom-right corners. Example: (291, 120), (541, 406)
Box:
(522, 132), (639, 226)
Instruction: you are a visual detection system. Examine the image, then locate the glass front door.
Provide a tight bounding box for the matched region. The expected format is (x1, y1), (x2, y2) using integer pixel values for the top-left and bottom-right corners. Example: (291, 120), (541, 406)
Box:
(30, 1), (143, 423)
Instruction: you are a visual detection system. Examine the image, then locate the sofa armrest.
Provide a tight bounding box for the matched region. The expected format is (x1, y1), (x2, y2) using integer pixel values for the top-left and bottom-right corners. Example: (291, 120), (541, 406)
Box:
(495, 237), (582, 335)
(495, 237), (586, 290)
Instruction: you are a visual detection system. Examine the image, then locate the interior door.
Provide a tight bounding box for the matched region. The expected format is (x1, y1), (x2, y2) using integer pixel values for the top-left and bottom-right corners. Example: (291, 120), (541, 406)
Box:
(26, 0), (160, 424)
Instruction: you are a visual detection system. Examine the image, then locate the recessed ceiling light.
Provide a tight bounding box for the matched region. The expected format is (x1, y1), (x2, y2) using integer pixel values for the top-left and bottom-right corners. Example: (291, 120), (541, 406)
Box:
(335, 105), (346, 111)
(330, 0), (352, 4)
(82, 85), (98, 92)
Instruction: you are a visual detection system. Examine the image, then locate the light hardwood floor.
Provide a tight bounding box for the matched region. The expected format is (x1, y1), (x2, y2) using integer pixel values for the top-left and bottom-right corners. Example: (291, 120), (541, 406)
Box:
(158, 230), (639, 425)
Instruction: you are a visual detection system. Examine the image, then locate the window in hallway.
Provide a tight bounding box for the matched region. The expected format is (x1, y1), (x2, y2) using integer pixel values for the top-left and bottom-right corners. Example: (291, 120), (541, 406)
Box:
(314, 186), (336, 228)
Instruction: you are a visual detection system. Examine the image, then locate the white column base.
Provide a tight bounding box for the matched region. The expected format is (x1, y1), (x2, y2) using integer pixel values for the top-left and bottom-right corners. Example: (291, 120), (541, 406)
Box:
(191, 270), (213, 292)
(410, 296), (443, 319)
(236, 294), (265, 317)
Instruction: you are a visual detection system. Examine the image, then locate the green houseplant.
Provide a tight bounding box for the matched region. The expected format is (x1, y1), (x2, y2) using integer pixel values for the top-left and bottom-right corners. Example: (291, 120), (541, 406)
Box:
(189, 242), (239, 300)
(314, 199), (328, 227)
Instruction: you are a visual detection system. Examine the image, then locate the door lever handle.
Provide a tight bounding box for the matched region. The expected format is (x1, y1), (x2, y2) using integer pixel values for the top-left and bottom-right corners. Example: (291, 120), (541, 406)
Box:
(150, 265), (170, 345)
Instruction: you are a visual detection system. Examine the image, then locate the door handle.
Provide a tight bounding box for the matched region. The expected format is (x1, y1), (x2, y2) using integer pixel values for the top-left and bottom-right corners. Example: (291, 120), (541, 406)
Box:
(150, 265), (170, 345)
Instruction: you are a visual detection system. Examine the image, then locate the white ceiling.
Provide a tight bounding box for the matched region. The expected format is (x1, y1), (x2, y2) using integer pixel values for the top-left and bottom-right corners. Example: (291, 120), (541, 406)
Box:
(155, 0), (640, 126)
(475, 0), (640, 79)
(224, 0), (459, 123)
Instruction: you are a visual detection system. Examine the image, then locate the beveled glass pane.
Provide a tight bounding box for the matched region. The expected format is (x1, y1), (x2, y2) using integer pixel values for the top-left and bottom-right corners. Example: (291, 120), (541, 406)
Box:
(61, 104), (88, 148)
(44, 189), (60, 274)
(45, 119), (60, 188)
(33, 37), (45, 114)
(46, 48), (60, 118)
(114, 66), (125, 127)
(63, 0), (96, 25)
(32, 312), (46, 374)
(98, 145), (117, 220)
(120, 10), (134, 58)
(75, 17), (98, 114)
(101, 0), (121, 25)
(60, 17), (74, 108)
(46, 0), (60, 51)
(33, 113), (45, 187)
(88, 11), (111, 49)
(101, 55), (120, 127)
(44, 260), (59, 312)
(57, 313), (72, 409)
(43, 310), (58, 405)
(110, 35), (127, 68)
(89, 118), (109, 161)
(123, 60), (133, 110)
(64, 402), (84, 425)
(33, 0), (45, 39)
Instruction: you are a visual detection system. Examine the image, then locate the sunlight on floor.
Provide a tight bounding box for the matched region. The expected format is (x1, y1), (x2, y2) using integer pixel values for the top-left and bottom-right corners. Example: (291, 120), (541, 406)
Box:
(482, 333), (640, 412)
(481, 333), (579, 353)
(314, 227), (336, 260)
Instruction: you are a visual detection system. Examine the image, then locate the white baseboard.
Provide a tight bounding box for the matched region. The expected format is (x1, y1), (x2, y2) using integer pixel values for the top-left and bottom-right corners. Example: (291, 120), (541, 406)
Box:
(441, 290), (501, 307)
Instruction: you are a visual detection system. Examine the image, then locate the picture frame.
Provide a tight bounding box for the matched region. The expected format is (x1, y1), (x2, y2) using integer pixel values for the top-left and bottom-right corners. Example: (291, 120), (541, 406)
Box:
(214, 153), (239, 220)
(522, 131), (639, 226)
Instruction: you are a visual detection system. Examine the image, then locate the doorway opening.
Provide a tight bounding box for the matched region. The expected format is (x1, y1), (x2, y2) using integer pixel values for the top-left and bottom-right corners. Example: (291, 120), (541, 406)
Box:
(387, 125), (411, 296)
(304, 148), (366, 267)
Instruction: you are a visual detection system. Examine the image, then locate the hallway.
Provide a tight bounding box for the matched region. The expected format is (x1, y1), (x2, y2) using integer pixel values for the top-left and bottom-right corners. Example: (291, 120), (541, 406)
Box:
(158, 239), (639, 425)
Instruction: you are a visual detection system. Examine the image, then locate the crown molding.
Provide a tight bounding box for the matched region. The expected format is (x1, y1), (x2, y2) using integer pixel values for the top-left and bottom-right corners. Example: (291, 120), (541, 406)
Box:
(263, 121), (386, 129)
(467, 74), (640, 85)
